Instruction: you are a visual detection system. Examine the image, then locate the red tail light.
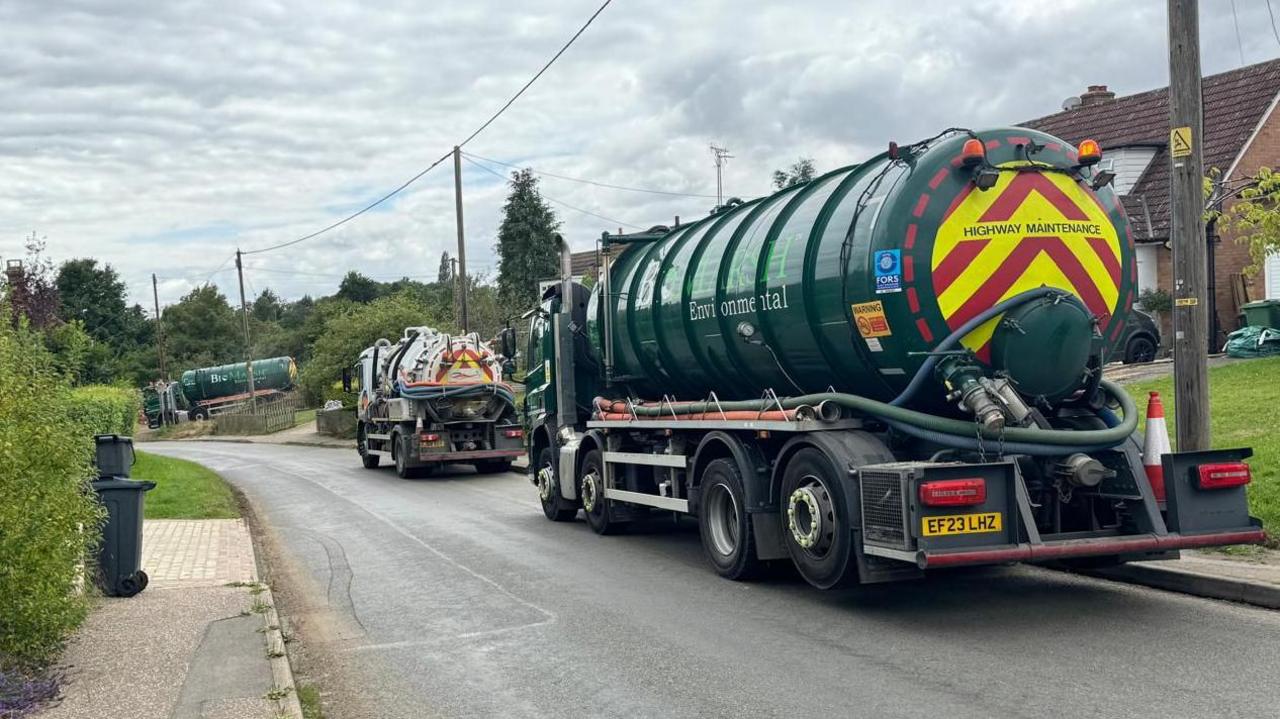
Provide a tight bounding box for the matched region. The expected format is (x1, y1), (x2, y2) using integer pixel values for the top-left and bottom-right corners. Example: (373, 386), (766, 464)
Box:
(919, 478), (986, 507)
(420, 433), (440, 442)
(1197, 462), (1251, 490)
(503, 429), (524, 438)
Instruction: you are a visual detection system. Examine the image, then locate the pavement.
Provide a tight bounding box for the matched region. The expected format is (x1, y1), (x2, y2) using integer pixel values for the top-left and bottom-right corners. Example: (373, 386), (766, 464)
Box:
(36, 520), (301, 719)
(1102, 354), (1240, 384)
(1088, 548), (1280, 610)
(161, 420), (354, 450)
(146, 441), (1280, 719)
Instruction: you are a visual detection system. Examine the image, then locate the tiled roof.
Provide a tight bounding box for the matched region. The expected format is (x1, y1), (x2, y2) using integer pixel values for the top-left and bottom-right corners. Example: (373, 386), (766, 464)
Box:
(1020, 59), (1280, 240)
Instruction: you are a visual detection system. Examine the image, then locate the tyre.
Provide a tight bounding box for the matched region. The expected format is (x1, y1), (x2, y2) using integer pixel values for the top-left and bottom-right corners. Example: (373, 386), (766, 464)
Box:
(536, 446), (577, 521)
(779, 448), (856, 589)
(393, 433), (420, 479)
(358, 423), (380, 469)
(579, 449), (620, 535)
(474, 459), (513, 474)
(1124, 335), (1157, 364)
(190, 406), (208, 421)
(698, 458), (760, 580)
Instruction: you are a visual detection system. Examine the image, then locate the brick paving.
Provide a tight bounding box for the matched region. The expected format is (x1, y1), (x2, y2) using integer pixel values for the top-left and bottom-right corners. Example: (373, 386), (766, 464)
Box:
(142, 519), (258, 588)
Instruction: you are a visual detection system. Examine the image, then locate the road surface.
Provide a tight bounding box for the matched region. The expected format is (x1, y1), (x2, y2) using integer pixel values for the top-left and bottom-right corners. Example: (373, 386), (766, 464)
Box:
(147, 442), (1280, 719)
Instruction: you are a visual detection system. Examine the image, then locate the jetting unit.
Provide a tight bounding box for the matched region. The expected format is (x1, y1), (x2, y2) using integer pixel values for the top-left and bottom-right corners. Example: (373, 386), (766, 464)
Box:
(350, 327), (524, 478)
(513, 127), (1264, 588)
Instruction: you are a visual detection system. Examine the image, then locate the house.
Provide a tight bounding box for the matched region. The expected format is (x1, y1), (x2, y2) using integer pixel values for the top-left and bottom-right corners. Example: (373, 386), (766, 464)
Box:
(1021, 59), (1280, 344)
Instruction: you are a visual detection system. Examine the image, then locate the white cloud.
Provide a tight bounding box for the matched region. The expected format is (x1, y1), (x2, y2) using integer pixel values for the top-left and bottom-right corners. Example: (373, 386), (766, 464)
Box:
(0, 0), (1274, 308)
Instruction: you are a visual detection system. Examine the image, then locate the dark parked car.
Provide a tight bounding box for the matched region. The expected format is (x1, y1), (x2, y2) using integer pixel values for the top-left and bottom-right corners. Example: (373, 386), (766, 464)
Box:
(1110, 308), (1161, 364)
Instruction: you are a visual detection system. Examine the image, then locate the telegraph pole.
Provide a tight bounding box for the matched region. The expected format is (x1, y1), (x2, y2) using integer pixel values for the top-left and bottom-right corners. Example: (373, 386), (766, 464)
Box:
(451, 257), (461, 328)
(151, 273), (167, 381)
(453, 146), (470, 332)
(234, 250), (258, 412)
(710, 144), (732, 208)
(1168, 0), (1210, 450)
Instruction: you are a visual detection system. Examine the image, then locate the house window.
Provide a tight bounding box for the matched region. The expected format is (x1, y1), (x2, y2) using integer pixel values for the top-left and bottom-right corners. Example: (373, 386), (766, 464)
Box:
(1135, 244), (1159, 303)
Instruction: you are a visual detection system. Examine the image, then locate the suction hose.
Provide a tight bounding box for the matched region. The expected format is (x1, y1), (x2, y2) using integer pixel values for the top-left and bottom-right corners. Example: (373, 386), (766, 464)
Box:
(595, 379), (1137, 449)
(890, 286), (1066, 407)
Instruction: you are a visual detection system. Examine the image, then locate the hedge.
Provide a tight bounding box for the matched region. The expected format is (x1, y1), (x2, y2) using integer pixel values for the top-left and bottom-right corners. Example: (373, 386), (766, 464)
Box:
(0, 321), (105, 668)
(67, 385), (141, 437)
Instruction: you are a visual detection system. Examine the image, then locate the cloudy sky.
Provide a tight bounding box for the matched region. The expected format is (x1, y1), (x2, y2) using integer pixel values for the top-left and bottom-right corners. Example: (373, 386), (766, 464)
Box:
(1, 0), (1276, 309)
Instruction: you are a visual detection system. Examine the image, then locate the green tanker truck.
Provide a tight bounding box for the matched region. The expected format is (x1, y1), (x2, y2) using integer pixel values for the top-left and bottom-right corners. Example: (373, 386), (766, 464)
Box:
(512, 127), (1265, 589)
(153, 357), (297, 421)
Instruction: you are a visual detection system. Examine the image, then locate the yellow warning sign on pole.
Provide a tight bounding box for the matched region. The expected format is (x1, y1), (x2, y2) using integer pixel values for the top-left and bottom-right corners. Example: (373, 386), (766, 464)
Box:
(1170, 126), (1193, 158)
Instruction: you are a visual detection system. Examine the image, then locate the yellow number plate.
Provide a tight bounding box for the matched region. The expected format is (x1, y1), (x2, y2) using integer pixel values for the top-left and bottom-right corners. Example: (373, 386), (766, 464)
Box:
(921, 512), (1002, 537)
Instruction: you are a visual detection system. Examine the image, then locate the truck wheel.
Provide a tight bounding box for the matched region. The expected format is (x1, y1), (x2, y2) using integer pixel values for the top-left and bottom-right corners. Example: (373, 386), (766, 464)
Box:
(358, 423), (380, 469)
(579, 449), (620, 535)
(779, 448), (856, 589)
(393, 434), (421, 479)
(190, 407), (208, 421)
(474, 459), (513, 474)
(698, 459), (759, 580)
(536, 447), (577, 521)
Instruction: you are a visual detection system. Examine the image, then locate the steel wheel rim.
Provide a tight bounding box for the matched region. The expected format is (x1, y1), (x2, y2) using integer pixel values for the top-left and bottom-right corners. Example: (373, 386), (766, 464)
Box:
(787, 474), (836, 558)
(581, 469), (600, 513)
(537, 462), (556, 501)
(705, 482), (740, 557)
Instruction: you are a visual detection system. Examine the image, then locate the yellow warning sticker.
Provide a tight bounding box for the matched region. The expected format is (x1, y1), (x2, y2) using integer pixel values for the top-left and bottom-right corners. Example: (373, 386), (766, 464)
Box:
(1171, 126), (1193, 158)
(852, 301), (892, 338)
(1174, 297), (1199, 306)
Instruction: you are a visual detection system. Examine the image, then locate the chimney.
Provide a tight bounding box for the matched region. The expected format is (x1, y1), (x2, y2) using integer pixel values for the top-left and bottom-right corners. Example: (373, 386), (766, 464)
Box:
(1080, 85), (1116, 107)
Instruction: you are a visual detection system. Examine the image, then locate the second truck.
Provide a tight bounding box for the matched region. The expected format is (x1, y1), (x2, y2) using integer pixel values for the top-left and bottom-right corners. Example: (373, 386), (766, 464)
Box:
(349, 326), (524, 478)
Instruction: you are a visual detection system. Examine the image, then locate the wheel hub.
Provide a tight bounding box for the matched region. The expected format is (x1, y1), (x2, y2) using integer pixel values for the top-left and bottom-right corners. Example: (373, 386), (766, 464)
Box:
(581, 470), (600, 512)
(787, 477), (836, 555)
(537, 464), (556, 501)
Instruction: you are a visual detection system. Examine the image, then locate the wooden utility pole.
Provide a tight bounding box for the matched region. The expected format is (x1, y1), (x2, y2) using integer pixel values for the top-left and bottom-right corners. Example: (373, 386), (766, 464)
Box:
(234, 250), (258, 412)
(151, 273), (168, 381)
(1168, 0), (1210, 451)
(451, 257), (460, 328)
(453, 146), (470, 332)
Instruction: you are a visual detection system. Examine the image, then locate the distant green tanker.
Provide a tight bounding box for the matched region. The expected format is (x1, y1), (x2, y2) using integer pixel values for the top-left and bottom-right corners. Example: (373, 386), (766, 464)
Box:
(179, 357), (297, 404)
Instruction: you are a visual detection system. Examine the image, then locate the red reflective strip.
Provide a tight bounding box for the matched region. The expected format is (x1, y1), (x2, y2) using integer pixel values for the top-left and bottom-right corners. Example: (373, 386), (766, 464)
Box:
(1005, 135), (1031, 146)
(985, 139), (1002, 150)
(931, 239), (990, 292)
(1085, 236), (1121, 287)
(978, 172), (1090, 222)
(929, 167), (950, 190)
(913, 193), (931, 218)
(907, 287), (921, 313)
(904, 224), (918, 249)
(903, 255), (915, 282)
(916, 318), (934, 343)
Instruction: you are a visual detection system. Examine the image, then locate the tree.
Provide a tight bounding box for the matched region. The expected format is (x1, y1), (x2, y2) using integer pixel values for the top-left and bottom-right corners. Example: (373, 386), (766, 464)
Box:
(55, 258), (128, 345)
(1212, 166), (1280, 274)
(162, 285), (240, 370)
(252, 288), (283, 323)
(437, 251), (453, 284)
(495, 169), (561, 308)
(3, 234), (60, 329)
(771, 158), (817, 190)
(336, 271), (381, 304)
(298, 290), (449, 404)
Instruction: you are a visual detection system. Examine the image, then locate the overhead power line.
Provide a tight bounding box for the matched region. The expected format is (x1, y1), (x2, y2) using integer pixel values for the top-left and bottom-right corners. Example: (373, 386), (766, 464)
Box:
(462, 151), (717, 199)
(242, 0), (614, 256)
(462, 155), (644, 230)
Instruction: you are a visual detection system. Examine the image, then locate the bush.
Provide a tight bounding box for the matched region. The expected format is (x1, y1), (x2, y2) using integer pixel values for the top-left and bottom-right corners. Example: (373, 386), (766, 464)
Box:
(66, 385), (141, 436)
(0, 319), (105, 667)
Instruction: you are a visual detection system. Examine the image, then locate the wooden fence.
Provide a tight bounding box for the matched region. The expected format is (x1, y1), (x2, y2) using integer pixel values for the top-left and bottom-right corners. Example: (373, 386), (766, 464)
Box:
(214, 394), (301, 436)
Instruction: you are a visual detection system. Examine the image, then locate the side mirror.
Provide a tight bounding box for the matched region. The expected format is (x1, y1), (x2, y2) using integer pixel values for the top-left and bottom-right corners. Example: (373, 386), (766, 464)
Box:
(499, 326), (517, 359)
(341, 367), (352, 393)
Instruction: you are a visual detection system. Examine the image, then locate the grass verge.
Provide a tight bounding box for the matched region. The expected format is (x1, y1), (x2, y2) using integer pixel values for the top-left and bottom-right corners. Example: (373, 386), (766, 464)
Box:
(296, 682), (324, 719)
(1122, 356), (1280, 542)
(134, 450), (240, 519)
(292, 408), (317, 428)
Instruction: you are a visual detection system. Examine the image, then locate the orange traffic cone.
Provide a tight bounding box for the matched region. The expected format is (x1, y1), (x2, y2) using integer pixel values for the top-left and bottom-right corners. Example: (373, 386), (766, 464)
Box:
(1143, 391), (1172, 502)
